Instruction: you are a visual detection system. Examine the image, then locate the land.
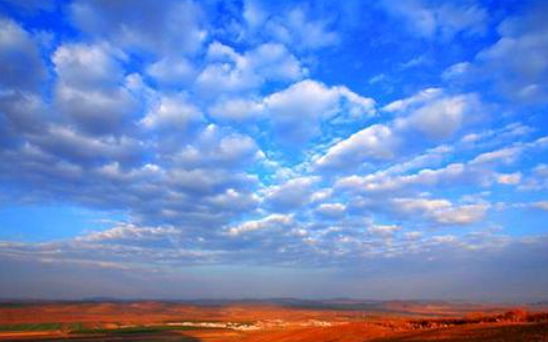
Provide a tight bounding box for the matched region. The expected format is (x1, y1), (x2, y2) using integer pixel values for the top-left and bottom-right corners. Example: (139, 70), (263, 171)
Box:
(0, 299), (546, 341)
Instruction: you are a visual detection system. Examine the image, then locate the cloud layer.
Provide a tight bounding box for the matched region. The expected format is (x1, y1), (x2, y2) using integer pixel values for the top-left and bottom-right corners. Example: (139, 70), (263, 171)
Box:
(0, 0), (547, 299)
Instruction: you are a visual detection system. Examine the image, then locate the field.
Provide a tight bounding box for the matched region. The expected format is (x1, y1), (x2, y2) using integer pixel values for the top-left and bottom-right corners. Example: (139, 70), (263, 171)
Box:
(0, 300), (546, 341)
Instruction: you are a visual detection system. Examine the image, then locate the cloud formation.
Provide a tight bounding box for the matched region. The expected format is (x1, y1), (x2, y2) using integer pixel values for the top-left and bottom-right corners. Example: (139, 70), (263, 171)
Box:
(0, 0), (547, 300)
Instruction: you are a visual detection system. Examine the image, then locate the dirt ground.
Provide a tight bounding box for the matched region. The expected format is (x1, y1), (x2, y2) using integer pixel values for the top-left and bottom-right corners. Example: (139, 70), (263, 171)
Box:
(0, 302), (546, 342)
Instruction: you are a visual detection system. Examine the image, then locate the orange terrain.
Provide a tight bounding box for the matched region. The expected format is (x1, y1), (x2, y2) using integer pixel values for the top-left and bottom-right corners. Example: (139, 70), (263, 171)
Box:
(0, 301), (546, 342)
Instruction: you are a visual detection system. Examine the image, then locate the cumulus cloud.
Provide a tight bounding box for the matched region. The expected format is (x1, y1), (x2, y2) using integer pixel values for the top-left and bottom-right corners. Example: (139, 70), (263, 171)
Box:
(207, 97), (265, 122)
(70, 0), (206, 55)
(0, 119), (262, 235)
(442, 62), (472, 81)
(264, 79), (375, 144)
(368, 224), (401, 237)
(53, 43), (125, 89)
(387, 88), (484, 140)
(266, 7), (339, 50)
(0, 91), (47, 135)
(53, 43), (139, 136)
(337, 163), (465, 194)
(497, 172), (522, 185)
(140, 92), (203, 132)
(521, 164), (548, 191)
(34, 125), (144, 166)
(243, 1), (339, 50)
(315, 203), (346, 219)
(207, 78), (375, 142)
(226, 214), (293, 236)
(2, 232), (548, 299)
(314, 88), (482, 171)
(381, 0), (487, 40)
(172, 124), (262, 169)
(534, 164), (548, 178)
(476, 4), (548, 103)
(196, 41), (306, 97)
(247, 42), (307, 81)
(532, 201), (548, 212)
(444, 1), (548, 104)
(336, 136), (547, 198)
(77, 224), (179, 244)
(315, 124), (397, 169)
(1, 0), (548, 300)
(0, 17), (47, 92)
(392, 198), (489, 226)
(263, 176), (319, 212)
(146, 57), (197, 88)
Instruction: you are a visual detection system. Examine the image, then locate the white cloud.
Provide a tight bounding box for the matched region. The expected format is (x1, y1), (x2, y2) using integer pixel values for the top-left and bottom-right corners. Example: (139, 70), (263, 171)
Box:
(403, 231), (423, 240)
(335, 137), (546, 202)
(53, 43), (138, 136)
(383, 88), (442, 113)
(381, 0), (487, 40)
(77, 224), (178, 243)
(315, 124), (397, 169)
(497, 172), (522, 185)
(314, 88), (481, 171)
(53, 43), (125, 89)
(226, 214), (293, 236)
(391, 198), (489, 226)
(247, 42), (307, 81)
(55, 84), (138, 136)
(432, 203), (489, 225)
(476, 5), (548, 103)
(263, 176), (319, 212)
(202, 77), (375, 145)
(520, 164), (548, 191)
(316, 203), (346, 218)
(173, 124), (262, 169)
(146, 57), (196, 87)
(388, 89), (483, 140)
(196, 41), (306, 97)
(532, 201), (548, 212)
(140, 93), (203, 131)
(368, 224), (401, 237)
(0, 90), (47, 133)
(35, 125), (142, 165)
(242, 2), (339, 50)
(393, 197), (452, 215)
(442, 62), (472, 81)
(2, 0), (548, 288)
(265, 79), (375, 144)
(336, 163), (467, 194)
(242, 0), (266, 30)
(207, 188), (260, 213)
(534, 164), (548, 178)
(267, 8), (339, 50)
(71, 0), (207, 56)
(430, 235), (458, 244)
(382, 144), (453, 175)
(164, 168), (256, 199)
(446, 2), (548, 104)
(310, 188), (333, 203)
(207, 97), (265, 122)
(469, 147), (522, 166)
(0, 17), (46, 92)
(265, 80), (337, 118)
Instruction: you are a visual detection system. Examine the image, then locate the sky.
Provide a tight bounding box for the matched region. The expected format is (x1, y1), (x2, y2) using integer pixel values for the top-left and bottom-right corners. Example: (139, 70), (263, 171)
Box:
(0, 0), (547, 301)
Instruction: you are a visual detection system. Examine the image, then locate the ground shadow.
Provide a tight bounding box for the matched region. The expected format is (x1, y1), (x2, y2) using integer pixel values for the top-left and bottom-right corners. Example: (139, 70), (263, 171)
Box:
(0, 331), (203, 342)
(370, 323), (548, 342)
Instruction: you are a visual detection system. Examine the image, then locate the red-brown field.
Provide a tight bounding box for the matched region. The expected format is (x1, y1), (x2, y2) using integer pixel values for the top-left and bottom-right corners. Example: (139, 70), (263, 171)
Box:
(0, 300), (546, 342)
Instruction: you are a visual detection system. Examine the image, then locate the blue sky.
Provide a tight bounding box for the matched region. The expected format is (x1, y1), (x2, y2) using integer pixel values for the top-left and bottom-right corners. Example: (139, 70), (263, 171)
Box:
(0, 0), (547, 301)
